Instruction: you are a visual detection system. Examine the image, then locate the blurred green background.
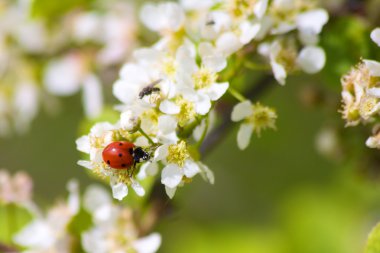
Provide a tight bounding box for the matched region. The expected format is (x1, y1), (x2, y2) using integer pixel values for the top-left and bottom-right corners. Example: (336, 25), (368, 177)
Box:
(2, 1), (380, 252)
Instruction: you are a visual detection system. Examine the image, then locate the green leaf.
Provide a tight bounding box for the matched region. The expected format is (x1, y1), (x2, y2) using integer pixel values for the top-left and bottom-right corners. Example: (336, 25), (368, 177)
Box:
(365, 222), (380, 253)
(67, 208), (93, 237)
(0, 203), (33, 244)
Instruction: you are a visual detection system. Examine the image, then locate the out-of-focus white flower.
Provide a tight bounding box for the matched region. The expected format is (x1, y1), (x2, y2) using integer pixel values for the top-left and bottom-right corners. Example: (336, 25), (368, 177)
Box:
(44, 54), (104, 118)
(44, 54), (86, 96)
(82, 185), (162, 253)
(72, 12), (103, 43)
(140, 2), (185, 34)
(0, 170), (33, 205)
(231, 100), (277, 150)
(371, 28), (380, 47)
(366, 124), (380, 149)
(12, 82), (39, 134)
(82, 74), (103, 119)
(14, 180), (80, 252)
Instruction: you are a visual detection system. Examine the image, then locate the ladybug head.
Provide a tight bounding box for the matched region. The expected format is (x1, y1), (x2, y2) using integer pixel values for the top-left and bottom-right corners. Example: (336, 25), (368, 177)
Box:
(133, 147), (150, 163)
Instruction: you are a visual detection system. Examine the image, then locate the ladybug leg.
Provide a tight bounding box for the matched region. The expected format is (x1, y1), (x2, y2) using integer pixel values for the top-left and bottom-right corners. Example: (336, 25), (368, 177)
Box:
(129, 161), (137, 178)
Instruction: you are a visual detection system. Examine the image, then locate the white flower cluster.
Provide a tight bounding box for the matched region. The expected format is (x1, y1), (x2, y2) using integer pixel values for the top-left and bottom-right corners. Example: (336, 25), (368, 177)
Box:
(0, 0), (138, 136)
(0, 169), (33, 205)
(340, 28), (380, 149)
(77, 0), (329, 200)
(14, 181), (161, 253)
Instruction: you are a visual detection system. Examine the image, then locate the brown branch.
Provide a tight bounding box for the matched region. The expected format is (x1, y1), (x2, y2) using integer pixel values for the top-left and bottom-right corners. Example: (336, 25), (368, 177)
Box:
(0, 242), (19, 253)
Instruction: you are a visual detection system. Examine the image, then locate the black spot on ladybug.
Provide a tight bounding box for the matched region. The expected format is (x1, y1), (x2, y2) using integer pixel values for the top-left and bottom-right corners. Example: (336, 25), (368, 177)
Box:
(118, 153), (122, 157)
(128, 148), (133, 154)
(121, 164), (126, 167)
(107, 160), (110, 165)
(119, 143), (123, 146)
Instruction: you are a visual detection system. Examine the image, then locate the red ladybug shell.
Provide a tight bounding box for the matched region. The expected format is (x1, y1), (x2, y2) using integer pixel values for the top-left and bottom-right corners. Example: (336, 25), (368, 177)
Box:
(102, 141), (135, 169)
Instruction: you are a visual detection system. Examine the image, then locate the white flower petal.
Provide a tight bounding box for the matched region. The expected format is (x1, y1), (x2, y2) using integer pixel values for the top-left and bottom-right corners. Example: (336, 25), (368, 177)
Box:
(131, 180), (145, 196)
(161, 164), (182, 188)
(113, 79), (138, 105)
(82, 74), (103, 119)
(159, 100), (180, 114)
(77, 160), (93, 170)
(239, 21), (261, 44)
(67, 179), (80, 214)
(363, 59), (380, 77)
(111, 181), (128, 201)
(158, 115), (177, 134)
(133, 233), (162, 253)
(231, 100), (253, 122)
(83, 185), (112, 213)
(203, 55), (227, 73)
(368, 88), (380, 98)
(203, 82), (229, 101)
(154, 144), (169, 161)
(140, 3), (184, 32)
(296, 9), (328, 35)
(371, 28), (380, 47)
(198, 162), (215, 184)
(366, 136), (380, 149)
(120, 111), (136, 130)
(183, 159), (200, 178)
(254, 0), (268, 19)
(165, 186), (177, 199)
(298, 30), (319, 45)
(14, 220), (54, 249)
(297, 46), (326, 74)
(216, 32), (242, 56)
(195, 95), (211, 115)
(138, 162), (159, 180)
(82, 228), (107, 253)
(271, 60), (287, 85)
(44, 56), (82, 96)
(76, 135), (91, 153)
(237, 123), (253, 150)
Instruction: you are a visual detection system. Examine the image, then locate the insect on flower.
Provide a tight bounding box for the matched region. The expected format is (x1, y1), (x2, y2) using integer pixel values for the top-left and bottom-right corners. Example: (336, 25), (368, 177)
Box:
(139, 79), (162, 99)
(102, 141), (150, 169)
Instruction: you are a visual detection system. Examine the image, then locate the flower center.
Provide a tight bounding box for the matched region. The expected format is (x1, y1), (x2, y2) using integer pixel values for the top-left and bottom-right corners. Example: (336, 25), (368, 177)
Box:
(162, 58), (177, 79)
(193, 68), (217, 90)
(270, 0), (316, 22)
(140, 109), (159, 133)
(167, 140), (190, 167)
(175, 97), (196, 127)
(227, 0), (257, 18)
(359, 95), (379, 119)
(276, 46), (297, 73)
(247, 103), (277, 136)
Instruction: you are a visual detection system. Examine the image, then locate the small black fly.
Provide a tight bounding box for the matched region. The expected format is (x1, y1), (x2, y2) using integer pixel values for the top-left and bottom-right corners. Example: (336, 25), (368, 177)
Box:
(139, 79), (162, 99)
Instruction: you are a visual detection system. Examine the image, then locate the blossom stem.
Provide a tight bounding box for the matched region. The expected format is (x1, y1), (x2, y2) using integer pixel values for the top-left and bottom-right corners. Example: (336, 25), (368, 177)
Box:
(228, 87), (247, 102)
(195, 115), (209, 148)
(138, 127), (155, 145)
(244, 61), (270, 71)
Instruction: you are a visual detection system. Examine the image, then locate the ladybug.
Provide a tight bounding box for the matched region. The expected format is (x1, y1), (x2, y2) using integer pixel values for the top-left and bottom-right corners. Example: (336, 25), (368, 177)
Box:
(102, 141), (150, 169)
